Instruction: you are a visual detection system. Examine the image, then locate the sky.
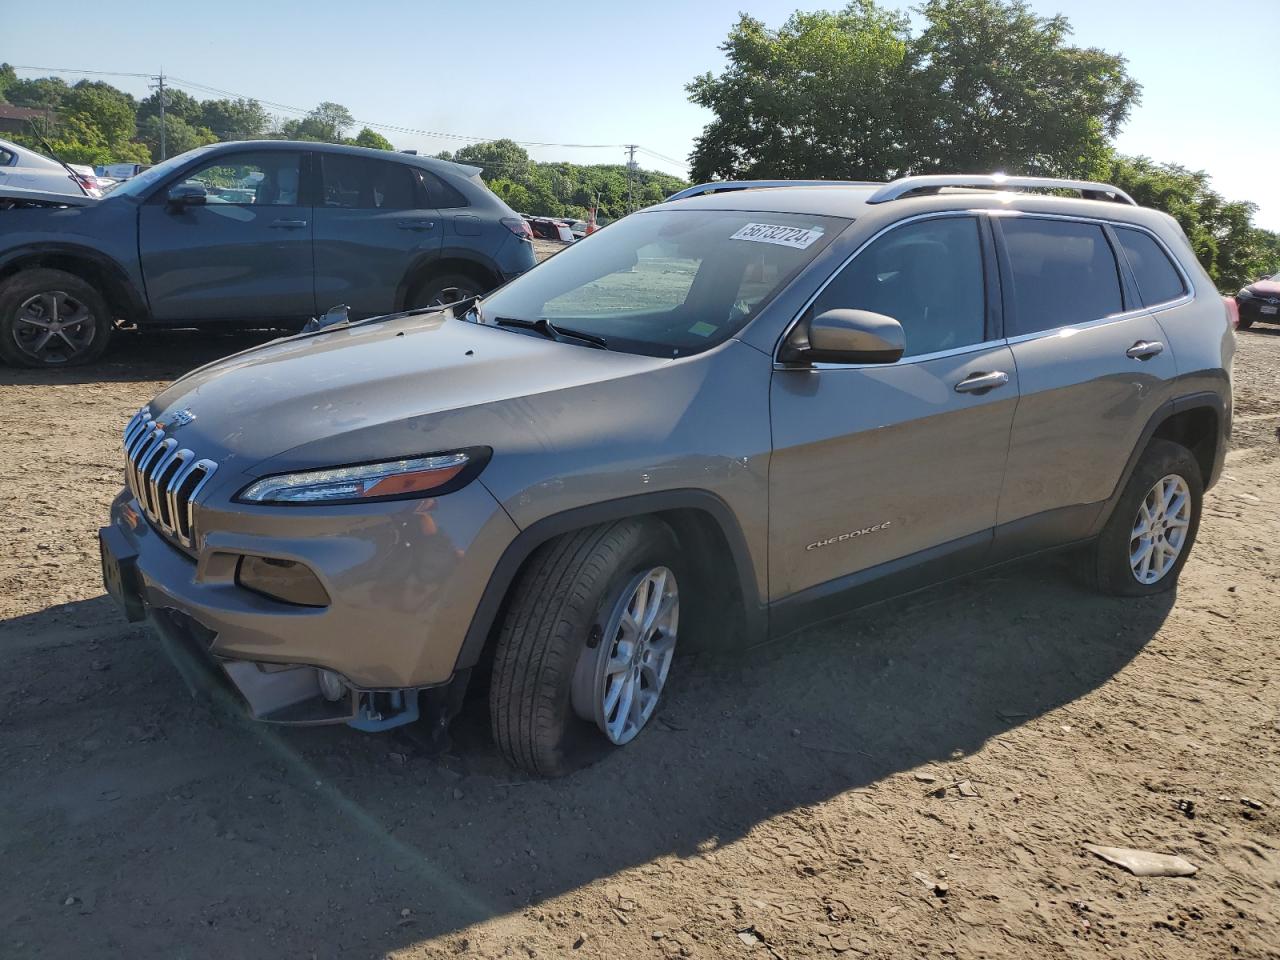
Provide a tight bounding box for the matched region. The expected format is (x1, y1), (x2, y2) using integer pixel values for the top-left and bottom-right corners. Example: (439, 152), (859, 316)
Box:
(4, 0), (1276, 229)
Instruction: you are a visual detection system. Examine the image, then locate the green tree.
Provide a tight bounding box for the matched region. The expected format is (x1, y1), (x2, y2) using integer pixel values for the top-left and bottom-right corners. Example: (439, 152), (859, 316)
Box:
(688, 3), (913, 182)
(137, 114), (218, 162)
(350, 127), (394, 150)
(198, 98), (268, 141)
(62, 81), (138, 147)
(0, 63), (16, 102)
(137, 87), (202, 125)
(450, 139), (533, 180)
(908, 0), (1139, 174)
(687, 0), (1141, 182)
(5, 76), (69, 110)
(281, 102), (356, 143)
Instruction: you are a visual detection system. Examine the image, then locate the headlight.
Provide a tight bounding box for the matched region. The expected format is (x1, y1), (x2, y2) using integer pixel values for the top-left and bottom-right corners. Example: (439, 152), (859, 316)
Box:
(237, 449), (487, 504)
(1236, 288), (1254, 299)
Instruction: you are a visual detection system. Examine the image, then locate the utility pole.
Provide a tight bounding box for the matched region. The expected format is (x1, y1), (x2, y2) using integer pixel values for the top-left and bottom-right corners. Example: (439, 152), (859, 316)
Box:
(625, 144), (637, 213)
(149, 71), (167, 160)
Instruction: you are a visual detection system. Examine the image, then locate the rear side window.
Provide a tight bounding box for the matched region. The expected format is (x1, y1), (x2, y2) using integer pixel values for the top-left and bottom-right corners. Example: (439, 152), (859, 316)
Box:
(1114, 227), (1186, 306)
(419, 169), (469, 208)
(999, 219), (1123, 335)
(812, 216), (986, 358)
(321, 155), (418, 210)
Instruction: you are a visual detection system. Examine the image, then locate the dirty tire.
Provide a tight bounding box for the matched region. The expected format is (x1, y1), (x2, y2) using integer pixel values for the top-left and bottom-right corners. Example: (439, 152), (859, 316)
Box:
(0, 268), (113, 368)
(409, 273), (487, 310)
(489, 518), (681, 777)
(1083, 439), (1203, 597)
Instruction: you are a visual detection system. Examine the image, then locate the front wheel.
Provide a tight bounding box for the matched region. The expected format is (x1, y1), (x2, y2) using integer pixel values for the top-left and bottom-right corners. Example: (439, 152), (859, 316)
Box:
(1083, 439), (1203, 596)
(0, 268), (112, 367)
(1237, 316), (1254, 330)
(409, 273), (487, 310)
(489, 519), (682, 777)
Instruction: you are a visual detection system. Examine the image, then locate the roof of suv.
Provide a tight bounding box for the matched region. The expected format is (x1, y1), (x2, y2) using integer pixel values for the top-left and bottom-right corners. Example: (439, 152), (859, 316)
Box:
(665, 181), (1175, 234)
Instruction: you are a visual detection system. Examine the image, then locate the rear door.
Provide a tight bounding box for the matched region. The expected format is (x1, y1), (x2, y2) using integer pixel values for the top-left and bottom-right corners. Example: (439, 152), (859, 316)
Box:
(312, 153), (442, 318)
(138, 150), (314, 322)
(992, 214), (1178, 545)
(769, 213), (1018, 602)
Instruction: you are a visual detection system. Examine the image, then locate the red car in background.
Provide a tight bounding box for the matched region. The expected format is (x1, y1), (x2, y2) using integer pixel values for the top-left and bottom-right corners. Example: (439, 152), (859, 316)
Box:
(1236, 271), (1280, 329)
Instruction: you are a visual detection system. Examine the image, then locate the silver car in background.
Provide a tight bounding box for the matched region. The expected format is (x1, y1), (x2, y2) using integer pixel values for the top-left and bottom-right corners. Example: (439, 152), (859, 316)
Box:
(100, 174), (1233, 777)
(0, 137), (97, 196)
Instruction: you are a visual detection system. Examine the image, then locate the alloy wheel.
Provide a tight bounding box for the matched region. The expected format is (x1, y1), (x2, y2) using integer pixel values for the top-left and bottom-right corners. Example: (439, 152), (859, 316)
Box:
(1129, 474), (1191, 585)
(13, 291), (97, 364)
(572, 566), (679, 745)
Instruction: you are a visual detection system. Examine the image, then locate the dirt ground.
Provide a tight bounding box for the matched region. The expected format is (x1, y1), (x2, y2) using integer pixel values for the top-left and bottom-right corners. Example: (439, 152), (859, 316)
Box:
(1, 323), (1277, 960)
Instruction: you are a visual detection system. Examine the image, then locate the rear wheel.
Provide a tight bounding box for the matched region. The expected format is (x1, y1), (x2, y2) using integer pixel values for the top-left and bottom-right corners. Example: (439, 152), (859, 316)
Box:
(409, 273), (488, 310)
(489, 519), (682, 777)
(1083, 439), (1203, 596)
(0, 268), (112, 367)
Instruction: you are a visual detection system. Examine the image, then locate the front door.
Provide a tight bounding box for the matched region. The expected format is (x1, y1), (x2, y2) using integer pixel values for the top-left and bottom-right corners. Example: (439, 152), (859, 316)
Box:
(138, 150), (314, 323)
(992, 215), (1178, 540)
(769, 214), (1017, 602)
(312, 152), (443, 318)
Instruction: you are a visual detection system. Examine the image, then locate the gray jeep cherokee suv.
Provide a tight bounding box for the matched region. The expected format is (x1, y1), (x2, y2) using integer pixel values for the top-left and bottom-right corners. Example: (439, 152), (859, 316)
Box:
(99, 174), (1233, 777)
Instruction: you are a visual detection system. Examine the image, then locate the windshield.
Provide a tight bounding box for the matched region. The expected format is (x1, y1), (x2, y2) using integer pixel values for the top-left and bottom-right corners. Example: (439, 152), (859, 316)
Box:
(477, 208), (845, 357)
(106, 145), (219, 199)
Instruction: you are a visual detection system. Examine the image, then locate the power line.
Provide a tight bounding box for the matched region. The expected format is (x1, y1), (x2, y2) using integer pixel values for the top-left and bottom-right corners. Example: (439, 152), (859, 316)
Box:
(8, 64), (152, 79)
(9, 63), (690, 173)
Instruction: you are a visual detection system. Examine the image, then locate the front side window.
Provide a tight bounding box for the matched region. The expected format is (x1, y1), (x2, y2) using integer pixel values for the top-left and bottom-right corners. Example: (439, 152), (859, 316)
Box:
(999, 218), (1124, 335)
(321, 155), (418, 210)
(182, 152), (305, 206)
(477, 209), (844, 357)
(1114, 227), (1187, 306)
(810, 216), (986, 358)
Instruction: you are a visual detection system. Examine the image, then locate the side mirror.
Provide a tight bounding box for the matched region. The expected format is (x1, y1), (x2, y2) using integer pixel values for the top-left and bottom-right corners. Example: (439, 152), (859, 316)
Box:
(779, 308), (904, 365)
(166, 183), (207, 208)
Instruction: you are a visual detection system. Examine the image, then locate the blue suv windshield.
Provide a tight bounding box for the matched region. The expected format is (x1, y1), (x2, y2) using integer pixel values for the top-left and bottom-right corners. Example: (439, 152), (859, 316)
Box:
(476, 208), (846, 357)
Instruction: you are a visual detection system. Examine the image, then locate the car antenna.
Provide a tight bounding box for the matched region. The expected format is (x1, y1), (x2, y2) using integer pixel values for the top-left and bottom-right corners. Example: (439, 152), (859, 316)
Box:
(24, 120), (91, 197)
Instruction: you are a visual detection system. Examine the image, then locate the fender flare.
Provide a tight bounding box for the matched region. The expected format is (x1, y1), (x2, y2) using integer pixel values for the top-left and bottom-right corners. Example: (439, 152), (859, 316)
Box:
(1088, 390), (1228, 537)
(452, 489), (766, 673)
(395, 247), (505, 310)
(0, 242), (149, 321)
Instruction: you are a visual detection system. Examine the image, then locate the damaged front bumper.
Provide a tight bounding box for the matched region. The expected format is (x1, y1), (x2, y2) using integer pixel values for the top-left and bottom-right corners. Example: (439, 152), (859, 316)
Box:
(97, 499), (477, 735)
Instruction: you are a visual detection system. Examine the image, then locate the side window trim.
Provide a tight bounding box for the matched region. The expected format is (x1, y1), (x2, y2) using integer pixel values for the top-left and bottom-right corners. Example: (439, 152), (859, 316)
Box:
(775, 210), (1000, 367)
(1101, 222), (1142, 313)
(990, 211), (1132, 342)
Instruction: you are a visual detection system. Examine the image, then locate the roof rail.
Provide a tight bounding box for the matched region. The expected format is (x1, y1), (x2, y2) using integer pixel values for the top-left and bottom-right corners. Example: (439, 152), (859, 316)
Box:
(866, 174), (1136, 206)
(664, 179), (874, 203)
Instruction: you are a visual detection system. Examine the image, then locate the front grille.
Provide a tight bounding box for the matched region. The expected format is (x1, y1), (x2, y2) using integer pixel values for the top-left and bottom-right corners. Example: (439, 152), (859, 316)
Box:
(122, 408), (217, 549)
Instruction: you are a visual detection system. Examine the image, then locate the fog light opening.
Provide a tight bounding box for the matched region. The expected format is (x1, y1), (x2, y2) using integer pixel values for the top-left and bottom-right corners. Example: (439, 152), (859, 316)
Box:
(317, 669), (347, 702)
(236, 554), (330, 607)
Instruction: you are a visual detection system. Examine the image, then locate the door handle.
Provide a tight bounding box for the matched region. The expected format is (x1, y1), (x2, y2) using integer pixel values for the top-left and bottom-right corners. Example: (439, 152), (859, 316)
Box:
(954, 370), (1010, 394)
(1125, 340), (1164, 360)
(269, 218), (308, 229)
(397, 219), (436, 231)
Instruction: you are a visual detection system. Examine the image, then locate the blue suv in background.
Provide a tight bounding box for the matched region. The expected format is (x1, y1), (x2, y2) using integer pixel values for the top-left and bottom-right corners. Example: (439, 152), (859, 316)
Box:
(0, 141), (536, 367)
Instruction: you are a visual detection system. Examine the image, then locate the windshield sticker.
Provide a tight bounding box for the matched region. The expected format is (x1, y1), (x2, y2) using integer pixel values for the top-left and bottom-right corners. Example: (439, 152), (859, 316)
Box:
(730, 223), (824, 249)
(687, 321), (718, 337)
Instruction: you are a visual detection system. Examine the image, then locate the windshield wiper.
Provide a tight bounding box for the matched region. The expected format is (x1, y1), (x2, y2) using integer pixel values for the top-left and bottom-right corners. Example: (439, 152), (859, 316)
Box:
(494, 316), (609, 349)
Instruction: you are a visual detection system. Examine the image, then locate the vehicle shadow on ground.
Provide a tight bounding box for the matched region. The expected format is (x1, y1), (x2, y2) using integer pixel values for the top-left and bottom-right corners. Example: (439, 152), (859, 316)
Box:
(0, 327), (283, 387)
(0, 559), (1173, 957)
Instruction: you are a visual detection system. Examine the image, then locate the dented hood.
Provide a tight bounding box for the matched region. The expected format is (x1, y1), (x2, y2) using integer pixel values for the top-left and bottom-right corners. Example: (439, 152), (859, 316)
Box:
(147, 311), (665, 474)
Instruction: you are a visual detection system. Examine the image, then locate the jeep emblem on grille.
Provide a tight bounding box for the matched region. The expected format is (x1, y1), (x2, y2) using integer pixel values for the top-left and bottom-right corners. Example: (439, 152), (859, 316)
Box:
(160, 408), (196, 428)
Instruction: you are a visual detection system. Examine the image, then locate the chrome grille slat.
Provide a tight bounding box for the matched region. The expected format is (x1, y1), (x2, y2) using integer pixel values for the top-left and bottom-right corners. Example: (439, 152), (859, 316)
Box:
(120, 407), (218, 549)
